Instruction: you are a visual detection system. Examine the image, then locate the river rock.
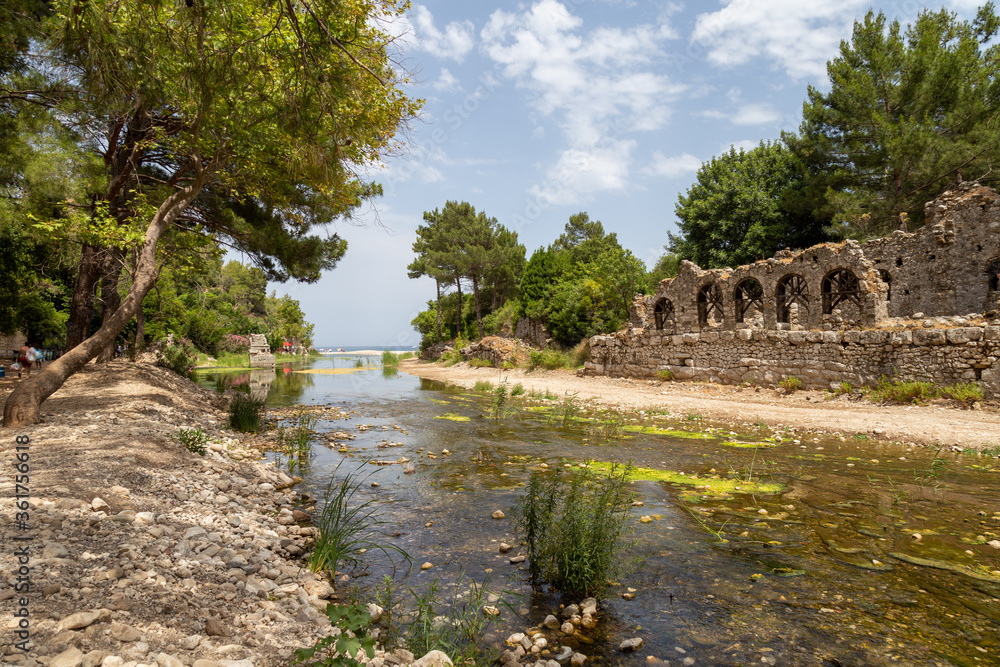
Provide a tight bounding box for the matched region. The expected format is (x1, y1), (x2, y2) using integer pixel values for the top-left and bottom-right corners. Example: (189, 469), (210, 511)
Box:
(57, 608), (112, 631)
(560, 622), (574, 634)
(82, 650), (108, 667)
(156, 654), (184, 667)
(49, 647), (84, 667)
(192, 661), (224, 667)
(543, 615), (560, 629)
(561, 604), (579, 619)
(509, 555), (526, 564)
(620, 638), (644, 652)
(988, 539), (1000, 549)
(110, 623), (141, 642)
(412, 650), (453, 667)
(571, 653), (587, 667)
(43, 542), (70, 559)
(205, 618), (228, 636)
(421, 562), (434, 570)
(554, 646), (573, 662)
(182, 635), (203, 650)
(91, 497), (110, 511)
(492, 510), (505, 519)
(101, 658), (125, 667)
(499, 542), (513, 553)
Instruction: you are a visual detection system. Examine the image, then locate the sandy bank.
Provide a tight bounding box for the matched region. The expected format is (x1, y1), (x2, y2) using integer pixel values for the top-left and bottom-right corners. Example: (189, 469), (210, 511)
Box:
(399, 359), (1000, 449)
(0, 362), (339, 667)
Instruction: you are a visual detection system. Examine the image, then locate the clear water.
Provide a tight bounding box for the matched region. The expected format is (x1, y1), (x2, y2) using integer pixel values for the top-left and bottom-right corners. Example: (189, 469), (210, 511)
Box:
(193, 357), (1000, 667)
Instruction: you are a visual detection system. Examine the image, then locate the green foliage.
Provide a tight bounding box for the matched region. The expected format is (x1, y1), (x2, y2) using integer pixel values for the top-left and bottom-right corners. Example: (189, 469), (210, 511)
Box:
(309, 463), (410, 576)
(174, 427), (209, 456)
(670, 141), (827, 269)
(468, 358), (495, 368)
(571, 340), (590, 367)
(512, 463), (637, 597)
(787, 5), (1000, 237)
(778, 376), (804, 393)
(832, 381), (854, 396)
(864, 377), (937, 404)
(656, 369), (673, 382)
(381, 351), (399, 367)
(940, 382), (985, 407)
(275, 413), (316, 472)
(228, 392), (266, 433)
(293, 603), (376, 667)
(487, 379), (516, 421)
(510, 383), (525, 397)
(401, 576), (508, 666)
(529, 349), (570, 371)
(473, 380), (494, 391)
(158, 337), (199, 377)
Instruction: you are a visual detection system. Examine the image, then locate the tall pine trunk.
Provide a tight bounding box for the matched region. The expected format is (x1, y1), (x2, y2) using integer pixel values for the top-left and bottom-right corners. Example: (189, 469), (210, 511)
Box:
(455, 276), (462, 338)
(434, 278), (442, 340)
(472, 274), (483, 340)
(65, 243), (104, 350)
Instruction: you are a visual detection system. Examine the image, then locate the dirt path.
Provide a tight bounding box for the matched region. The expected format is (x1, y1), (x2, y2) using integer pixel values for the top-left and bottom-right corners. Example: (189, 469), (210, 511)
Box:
(399, 359), (1000, 449)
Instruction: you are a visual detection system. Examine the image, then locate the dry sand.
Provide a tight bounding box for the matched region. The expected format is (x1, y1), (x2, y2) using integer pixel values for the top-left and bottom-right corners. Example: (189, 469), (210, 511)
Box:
(399, 359), (1000, 449)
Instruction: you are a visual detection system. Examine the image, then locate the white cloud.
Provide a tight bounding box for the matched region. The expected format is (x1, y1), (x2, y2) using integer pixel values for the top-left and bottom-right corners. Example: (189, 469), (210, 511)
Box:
(725, 139), (760, 153)
(399, 4), (475, 61)
(481, 0), (682, 203)
(643, 151), (702, 178)
(703, 103), (782, 126)
(692, 1), (867, 80)
(432, 68), (461, 92)
(529, 140), (635, 205)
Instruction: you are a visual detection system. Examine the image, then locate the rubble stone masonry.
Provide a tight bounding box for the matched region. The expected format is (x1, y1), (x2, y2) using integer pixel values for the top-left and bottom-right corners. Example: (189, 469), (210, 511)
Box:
(586, 183), (1000, 398)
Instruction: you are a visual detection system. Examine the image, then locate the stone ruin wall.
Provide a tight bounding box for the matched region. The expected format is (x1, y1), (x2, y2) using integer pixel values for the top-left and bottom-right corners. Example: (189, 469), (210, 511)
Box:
(585, 183), (1000, 398)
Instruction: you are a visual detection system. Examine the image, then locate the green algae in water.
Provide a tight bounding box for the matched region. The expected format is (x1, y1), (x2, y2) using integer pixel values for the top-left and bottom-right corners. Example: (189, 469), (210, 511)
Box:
(428, 398), (451, 405)
(434, 413), (471, 422)
(585, 461), (783, 497)
(722, 440), (776, 449)
(623, 425), (715, 440)
(889, 552), (1000, 582)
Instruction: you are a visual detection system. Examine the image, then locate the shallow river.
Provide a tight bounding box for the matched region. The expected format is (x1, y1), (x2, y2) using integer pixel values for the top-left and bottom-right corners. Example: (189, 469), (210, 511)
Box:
(194, 356), (1000, 667)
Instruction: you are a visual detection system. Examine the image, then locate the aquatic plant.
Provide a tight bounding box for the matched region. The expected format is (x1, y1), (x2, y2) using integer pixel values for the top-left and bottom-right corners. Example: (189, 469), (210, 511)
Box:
(403, 574), (510, 665)
(547, 391), (581, 427)
(512, 462), (637, 598)
(228, 392), (266, 432)
(276, 413), (316, 471)
(487, 379), (516, 421)
(308, 463), (410, 578)
(294, 603), (376, 667)
(174, 427), (209, 456)
(510, 382), (525, 397)
(382, 350), (399, 367)
(473, 379), (493, 392)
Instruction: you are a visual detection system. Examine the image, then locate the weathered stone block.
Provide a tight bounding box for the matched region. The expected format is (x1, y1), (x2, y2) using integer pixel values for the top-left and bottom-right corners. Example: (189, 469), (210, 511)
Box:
(682, 334), (699, 345)
(787, 331), (807, 345)
(701, 332), (720, 343)
(912, 329), (947, 346)
(947, 327), (983, 344)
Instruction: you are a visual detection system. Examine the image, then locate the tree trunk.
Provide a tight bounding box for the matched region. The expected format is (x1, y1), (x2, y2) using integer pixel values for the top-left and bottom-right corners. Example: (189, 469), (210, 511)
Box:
(134, 303), (145, 353)
(472, 274), (483, 340)
(95, 246), (126, 363)
(3, 172), (207, 428)
(455, 277), (462, 338)
(434, 278), (442, 340)
(65, 243), (104, 350)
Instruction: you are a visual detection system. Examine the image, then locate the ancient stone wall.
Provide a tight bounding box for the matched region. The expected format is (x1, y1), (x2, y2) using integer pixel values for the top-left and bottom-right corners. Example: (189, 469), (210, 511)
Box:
(587, 183), (1000, 397)
(0, 332), (26, 359)
(586, 321), (1000, 398)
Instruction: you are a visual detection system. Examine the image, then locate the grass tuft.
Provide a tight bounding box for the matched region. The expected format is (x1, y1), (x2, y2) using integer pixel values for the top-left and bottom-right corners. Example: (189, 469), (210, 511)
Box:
(228, 392), (266, 432)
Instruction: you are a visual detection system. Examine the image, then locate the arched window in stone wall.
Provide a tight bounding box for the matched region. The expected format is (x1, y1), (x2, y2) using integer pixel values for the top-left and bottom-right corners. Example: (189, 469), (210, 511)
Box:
(653, 298), (675, 332)
(697, 283), (724, 327)
(776, 274), (808, 324)
(822, 269), (862, 315)
(734, 278), (764, 323)
(878, 269), (891, 302)
(988, 258), (1000, 293)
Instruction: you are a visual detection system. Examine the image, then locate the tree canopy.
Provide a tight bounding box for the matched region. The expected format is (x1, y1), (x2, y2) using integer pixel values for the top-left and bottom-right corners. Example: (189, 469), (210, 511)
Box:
(786, 4), (1000, 236)
(3, 0), (420, 426)
(669, 141), (828, 269)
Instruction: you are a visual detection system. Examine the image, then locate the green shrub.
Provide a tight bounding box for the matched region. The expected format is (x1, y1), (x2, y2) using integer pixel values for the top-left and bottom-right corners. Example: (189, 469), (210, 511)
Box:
(940, 382), (984, 408)
(832, 381), (853, 396)
(443, 335), (467, 366)
(381, 350), (399, 367)
(529, 349), (570, 370)
(487, 380), (517, 421)
(158, 336), (198, 376)
(309, 463), (410, 577)
(473, 380), (493, 392)
(656, 369), (673, 382)
(294, 603), (376, 667)
(510, 383), (525, 397)
(572, 339), (590, 367)
(468, 358), (495, 368)
(865, 377), (937, 404)
(228, 392), (266, 432)
(399, 352), (415, 361)
(512, 462), (637, 597)
(175, 427), (209, 456)
(778, 376), (803, 393)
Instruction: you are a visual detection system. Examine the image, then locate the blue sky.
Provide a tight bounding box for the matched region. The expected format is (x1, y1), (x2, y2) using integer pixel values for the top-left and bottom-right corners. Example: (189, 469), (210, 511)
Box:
(261, 0), (985, 347)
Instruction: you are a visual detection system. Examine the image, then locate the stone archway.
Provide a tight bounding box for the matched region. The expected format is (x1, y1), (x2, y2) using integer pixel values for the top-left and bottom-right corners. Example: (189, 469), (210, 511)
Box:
(653, 298), (675, 332)
(734, 278), (764, 324)
(776, 274), (809, 324)
(697, 283), (724, 327)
